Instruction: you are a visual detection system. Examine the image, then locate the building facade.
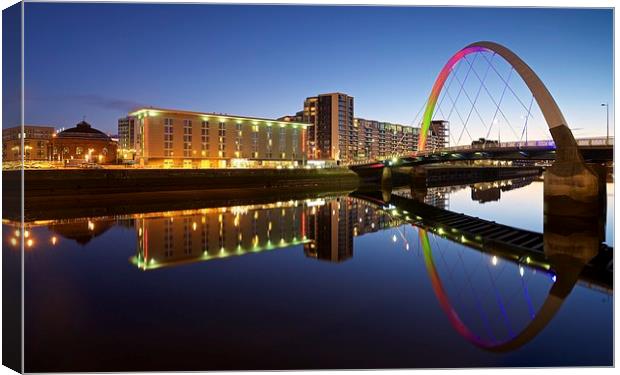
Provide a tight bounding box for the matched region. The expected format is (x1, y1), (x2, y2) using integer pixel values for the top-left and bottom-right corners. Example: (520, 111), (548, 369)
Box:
(283, 92), (449, 163)
(355, 118), (420, 160)
(130, 107), (309, 168)
(2, 125), (55, 162)
(297, 93), (355, 161)
(429, 120), (450, 149)
(49, 121), (118, 164)
(117, 115), (137, 160)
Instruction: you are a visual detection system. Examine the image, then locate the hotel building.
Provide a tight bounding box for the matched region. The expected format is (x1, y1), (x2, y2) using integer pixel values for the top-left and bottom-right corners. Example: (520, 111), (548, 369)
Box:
(127, 107), (310, 168)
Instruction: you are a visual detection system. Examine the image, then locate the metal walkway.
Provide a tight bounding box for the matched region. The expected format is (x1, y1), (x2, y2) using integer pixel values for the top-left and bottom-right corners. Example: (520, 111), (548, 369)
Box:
(352, 190), (613, 293)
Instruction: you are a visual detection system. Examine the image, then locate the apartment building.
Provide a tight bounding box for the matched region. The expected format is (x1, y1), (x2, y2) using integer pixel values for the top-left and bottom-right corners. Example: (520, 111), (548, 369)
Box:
(299, 93), (355, 161)
(283, 92), (449, 163)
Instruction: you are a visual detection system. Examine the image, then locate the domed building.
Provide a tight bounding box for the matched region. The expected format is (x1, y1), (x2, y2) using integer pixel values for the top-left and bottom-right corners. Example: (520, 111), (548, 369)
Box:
(49, 120), (117, 164)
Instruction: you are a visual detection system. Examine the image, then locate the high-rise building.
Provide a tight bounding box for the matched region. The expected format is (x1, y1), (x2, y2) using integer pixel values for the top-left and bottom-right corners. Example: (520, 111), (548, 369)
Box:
(283, 92), (450, 162)
(300, 93), (354, 161)
(2, 125), (55, 162)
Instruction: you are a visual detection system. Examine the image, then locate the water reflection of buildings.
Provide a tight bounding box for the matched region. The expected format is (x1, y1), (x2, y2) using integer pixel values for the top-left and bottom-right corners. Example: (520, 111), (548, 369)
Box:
(4, 197), (405, 269)
(471, 177), (536, 203)
(392, 176), (538, 206)
(48, 219), (116, 245)
(3, 217), (119, 249)
(2, 176), (538, 269)
(133, 197), (403, 269)
(304, 198), (401, 262)
(133, 202), (310, 270)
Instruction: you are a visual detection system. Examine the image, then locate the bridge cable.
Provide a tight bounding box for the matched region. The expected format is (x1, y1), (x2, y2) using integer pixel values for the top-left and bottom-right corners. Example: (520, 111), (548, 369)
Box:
(519, 270), (536, 320)
(479, 52), (539, 118)
(520, 95), (535, 143)
(483, 258), (516, 337)
(442, 53), (479, 141)
(436, 105), (461, 146)
(486, 68), (518, 140)
(461, 57), (522, 141)
(453, 54), (495, 145)
(444, 88), (475, 143)
(430, 231), (498, 342)
(410, 97), (430, 128)
(449, 236), (500, 341)
(432, 58), (466, 121)
(440, 56), (484, 145)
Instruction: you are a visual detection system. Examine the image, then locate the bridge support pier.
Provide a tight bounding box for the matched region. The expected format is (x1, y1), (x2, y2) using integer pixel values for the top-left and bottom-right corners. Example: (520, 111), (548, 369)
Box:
(544, 161), (606, 219)
(543, 132), (607, 289)
(543, 195), (606, 299)
(353, 166), (393, 203)
(410, 166), (428, 188)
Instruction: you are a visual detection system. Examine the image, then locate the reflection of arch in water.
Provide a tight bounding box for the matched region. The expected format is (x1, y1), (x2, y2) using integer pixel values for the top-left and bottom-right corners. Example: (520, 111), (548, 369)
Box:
(419, 228), (583, 353)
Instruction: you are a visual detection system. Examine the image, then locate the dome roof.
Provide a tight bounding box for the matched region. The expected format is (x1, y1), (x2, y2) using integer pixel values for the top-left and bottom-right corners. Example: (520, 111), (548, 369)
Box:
(56, 121), (111, 140)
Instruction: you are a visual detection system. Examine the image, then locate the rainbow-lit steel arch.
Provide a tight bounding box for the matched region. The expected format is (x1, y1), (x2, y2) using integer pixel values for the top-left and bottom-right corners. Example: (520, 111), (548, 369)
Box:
(418, 41), (579, 162)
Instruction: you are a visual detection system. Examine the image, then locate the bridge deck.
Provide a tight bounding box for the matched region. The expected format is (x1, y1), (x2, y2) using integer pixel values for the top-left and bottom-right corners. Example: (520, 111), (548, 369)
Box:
(350, 138), (613, 170)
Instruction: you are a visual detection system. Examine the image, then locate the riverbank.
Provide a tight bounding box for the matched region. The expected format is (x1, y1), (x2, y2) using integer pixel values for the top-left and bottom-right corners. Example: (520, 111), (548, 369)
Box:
(3, 168), (360, 220)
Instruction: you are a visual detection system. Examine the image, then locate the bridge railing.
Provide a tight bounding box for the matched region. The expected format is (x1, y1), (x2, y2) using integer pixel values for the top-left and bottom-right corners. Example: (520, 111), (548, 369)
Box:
(347, 137), (613, 166)
(414, 137), (613, 158)
(576, 137), (614, 147)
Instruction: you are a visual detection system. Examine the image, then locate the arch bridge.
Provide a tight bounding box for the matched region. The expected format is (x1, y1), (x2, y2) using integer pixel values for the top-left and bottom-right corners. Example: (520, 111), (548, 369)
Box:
(351, 41), (610, 207)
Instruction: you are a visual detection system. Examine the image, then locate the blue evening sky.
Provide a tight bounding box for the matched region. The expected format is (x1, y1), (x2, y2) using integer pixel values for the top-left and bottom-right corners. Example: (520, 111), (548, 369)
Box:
(20, 3), (613, 137)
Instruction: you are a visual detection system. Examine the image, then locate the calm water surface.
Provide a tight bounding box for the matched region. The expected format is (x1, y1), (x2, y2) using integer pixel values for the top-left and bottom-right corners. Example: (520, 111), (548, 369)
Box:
(7, 177), (613, 371)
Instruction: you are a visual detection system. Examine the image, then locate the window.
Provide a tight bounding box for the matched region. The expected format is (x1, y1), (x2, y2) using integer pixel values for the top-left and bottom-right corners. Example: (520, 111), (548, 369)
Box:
(251, 131), (259, 158)
(183, 218), (192, 255)
(279, 127), (286, 152)
(266, 126), (272, 158)
(201, 121), (209, 154)
(164, 219), (173, 257)
(235, 123), (242, 154)
(202, 220), (209, 252)
(183, 120), (193, 157)
(291, 128), (298, 158)
(218, 122), (226, 158)
(164, 118), (173, 157)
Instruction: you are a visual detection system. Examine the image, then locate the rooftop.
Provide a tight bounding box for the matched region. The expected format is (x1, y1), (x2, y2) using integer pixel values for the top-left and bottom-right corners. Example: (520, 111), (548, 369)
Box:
(130, 107), (311, 127)
(56, 121), (112, 140)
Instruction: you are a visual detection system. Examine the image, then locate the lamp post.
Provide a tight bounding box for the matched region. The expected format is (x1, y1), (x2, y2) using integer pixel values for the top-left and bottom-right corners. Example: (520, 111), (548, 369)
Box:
(601, 103), (609, 143)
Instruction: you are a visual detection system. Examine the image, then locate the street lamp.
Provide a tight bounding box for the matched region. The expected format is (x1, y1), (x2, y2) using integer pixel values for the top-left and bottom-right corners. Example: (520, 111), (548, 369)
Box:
(601, 103), (609, 143)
